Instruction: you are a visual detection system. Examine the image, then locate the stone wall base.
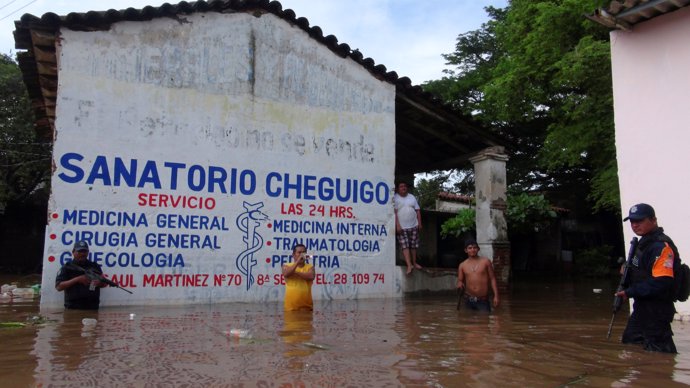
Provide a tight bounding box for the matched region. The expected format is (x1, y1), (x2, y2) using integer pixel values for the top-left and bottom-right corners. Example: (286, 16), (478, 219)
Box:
(490, 242), (511, 292)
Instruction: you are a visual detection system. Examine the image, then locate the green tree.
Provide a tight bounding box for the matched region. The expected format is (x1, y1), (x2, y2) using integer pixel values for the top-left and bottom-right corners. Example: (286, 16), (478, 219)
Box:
(424, 6), (506, 117)
(425, 0), (617, 212)
(440, 208), (475, 238)
(414, 170), (478, 209)
(504, 192), (557, 233)
(413, 173), (449, 210)
(440, 193), (557, 238)
(0, 53), (51, 209)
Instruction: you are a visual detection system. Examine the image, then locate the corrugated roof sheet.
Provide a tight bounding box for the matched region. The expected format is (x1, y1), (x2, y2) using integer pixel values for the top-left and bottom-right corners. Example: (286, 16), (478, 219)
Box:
(588, 0), (690, 30)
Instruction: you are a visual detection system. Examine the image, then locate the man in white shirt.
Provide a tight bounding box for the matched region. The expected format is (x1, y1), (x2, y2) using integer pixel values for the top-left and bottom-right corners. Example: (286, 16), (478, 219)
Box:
(393, 182), (423, 275)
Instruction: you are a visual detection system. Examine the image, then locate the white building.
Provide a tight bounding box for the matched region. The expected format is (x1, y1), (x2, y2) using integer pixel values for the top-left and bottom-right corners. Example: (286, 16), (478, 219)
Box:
(14, 1), (508, 307)
(590, 1), (690, 316)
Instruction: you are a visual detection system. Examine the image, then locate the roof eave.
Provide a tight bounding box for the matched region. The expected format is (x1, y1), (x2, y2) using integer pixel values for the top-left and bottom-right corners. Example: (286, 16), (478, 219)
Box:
(588, 0), (690, 31)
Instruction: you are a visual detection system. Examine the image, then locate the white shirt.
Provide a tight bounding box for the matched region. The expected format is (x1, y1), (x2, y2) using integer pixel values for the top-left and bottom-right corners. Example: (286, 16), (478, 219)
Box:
(394, 193), (420, 229)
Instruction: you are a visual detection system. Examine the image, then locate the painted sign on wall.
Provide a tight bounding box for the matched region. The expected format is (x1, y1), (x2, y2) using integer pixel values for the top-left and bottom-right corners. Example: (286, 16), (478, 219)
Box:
(41, 12), (396, 307)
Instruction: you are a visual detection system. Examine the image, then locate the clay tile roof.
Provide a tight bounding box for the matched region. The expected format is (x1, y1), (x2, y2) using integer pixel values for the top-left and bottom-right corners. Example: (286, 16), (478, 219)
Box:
(13, 0), (507, 174)
(437, 192), (473, 204)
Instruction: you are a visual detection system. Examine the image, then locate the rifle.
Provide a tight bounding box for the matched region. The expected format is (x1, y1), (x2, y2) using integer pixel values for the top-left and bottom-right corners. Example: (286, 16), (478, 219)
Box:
(606, 236), (638, 339)
(66, 262), (133, 294)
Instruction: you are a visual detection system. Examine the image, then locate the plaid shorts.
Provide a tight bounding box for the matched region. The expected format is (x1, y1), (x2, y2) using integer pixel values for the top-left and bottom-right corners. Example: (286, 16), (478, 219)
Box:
(397, 227), (419, 249)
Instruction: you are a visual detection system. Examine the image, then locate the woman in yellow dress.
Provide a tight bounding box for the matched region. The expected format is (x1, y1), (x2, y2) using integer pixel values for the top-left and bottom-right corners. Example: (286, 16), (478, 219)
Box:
(282, 244), (315, 311)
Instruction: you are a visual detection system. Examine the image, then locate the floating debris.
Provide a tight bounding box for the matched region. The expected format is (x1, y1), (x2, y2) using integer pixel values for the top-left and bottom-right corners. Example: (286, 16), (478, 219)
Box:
(302, 342), (330, 350)
(0, 322), (26, 328)
(0, 315), (57, 328)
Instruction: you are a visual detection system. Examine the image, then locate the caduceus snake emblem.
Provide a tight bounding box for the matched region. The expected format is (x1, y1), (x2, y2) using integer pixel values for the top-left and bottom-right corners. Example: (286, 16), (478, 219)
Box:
(236, 201), (268, 290)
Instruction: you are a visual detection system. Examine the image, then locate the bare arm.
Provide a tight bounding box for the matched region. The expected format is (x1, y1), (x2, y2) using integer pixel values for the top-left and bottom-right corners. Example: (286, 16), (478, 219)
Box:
(282, 263), (297, 277)
(282, 256), (315, 281)
(416, 209), (422, 231)
(457, 262), (465, 289)
(283, 264), (315, 281)
(56, 274), (89, 291)
(300, 266), (316, 281)
(487, 259), (499, 307)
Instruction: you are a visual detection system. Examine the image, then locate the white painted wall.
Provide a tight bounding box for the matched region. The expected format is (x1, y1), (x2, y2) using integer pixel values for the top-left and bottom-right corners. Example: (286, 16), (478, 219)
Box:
(41, 12), (396, 307)
(610, 6), (690, 314)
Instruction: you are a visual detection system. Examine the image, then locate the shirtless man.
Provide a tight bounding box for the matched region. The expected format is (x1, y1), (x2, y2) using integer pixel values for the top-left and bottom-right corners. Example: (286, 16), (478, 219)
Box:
(457, 240), (499, 312)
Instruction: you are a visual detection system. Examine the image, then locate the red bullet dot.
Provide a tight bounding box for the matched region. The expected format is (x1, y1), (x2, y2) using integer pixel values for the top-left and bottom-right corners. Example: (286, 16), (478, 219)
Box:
(265, 258), (271, 263)
(266, 241), (272, 246)
(50, 234), (56, 239)
(51, 213), (58, 219)
(267, 223), (272, 228)
(48, 256), (55, 262)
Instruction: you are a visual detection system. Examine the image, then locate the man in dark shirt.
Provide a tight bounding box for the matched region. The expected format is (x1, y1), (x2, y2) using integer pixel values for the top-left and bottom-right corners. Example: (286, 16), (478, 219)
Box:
(55, 240), (105, 310)
(615, 203), (677, 353)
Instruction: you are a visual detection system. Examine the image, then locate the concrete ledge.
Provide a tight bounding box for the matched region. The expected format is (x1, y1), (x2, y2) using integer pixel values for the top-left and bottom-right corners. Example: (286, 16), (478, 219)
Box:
(397, 266), (457, 294)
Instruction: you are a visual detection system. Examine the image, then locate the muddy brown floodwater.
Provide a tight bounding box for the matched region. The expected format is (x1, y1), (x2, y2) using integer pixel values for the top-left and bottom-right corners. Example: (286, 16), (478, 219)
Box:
(1, 276), (690, 387)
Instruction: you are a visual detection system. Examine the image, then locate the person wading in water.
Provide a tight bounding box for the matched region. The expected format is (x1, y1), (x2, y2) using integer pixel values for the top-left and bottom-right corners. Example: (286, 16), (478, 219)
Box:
(457, 240), (499, 312)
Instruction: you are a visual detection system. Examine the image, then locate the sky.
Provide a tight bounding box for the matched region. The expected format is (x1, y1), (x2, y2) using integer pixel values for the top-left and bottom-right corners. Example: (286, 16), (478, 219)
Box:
(0, 0), (507, 85)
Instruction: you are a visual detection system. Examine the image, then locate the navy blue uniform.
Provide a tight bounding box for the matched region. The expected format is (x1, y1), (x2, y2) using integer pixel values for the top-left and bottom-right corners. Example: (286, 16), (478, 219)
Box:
(55, 260), (103, 310)
(622, 228), (677, 353)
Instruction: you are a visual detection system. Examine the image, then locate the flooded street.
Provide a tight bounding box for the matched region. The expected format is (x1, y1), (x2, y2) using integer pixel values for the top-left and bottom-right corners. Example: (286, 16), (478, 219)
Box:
(2, 277), (690, 387)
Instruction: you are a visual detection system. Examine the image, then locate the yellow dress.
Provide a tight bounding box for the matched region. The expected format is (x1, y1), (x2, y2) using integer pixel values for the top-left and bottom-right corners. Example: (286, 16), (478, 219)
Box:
(284, 263), (314, 311)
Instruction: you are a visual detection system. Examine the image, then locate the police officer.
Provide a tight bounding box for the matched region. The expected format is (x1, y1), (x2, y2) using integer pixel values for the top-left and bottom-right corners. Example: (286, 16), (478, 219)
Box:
(55, 241), (105, 310)
(615, 203), (677, 353)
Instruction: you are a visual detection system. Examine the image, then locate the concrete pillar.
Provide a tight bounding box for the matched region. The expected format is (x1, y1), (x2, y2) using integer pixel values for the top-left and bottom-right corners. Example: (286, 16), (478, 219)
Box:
(470, 146), (510, 290)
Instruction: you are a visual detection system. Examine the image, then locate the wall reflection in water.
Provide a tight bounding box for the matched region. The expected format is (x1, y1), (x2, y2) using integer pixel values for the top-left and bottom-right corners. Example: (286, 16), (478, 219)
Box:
(2, 280), (689, 387)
